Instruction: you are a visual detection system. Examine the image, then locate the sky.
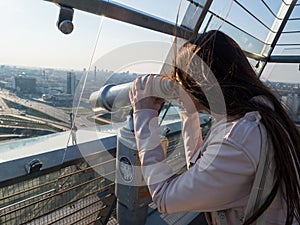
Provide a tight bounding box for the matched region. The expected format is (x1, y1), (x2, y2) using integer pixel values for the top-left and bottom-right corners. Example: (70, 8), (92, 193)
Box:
(0, 0), (185, 73)
(0, 0), (299, 82)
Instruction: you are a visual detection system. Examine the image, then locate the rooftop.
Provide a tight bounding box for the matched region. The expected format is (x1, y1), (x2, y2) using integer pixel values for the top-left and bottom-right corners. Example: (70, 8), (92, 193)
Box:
(1, 0), (300, 224)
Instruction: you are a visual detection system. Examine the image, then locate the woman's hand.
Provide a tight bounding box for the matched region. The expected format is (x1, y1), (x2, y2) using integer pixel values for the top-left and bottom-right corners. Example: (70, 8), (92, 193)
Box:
(129, 75), (165, 112)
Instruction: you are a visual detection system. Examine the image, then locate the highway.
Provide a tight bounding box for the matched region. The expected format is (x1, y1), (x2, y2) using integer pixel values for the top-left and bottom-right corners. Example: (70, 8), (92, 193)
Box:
(0, 90), (70, 125)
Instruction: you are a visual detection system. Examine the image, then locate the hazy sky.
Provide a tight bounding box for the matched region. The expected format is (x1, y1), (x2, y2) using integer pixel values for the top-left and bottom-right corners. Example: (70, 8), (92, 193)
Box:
(0, 0), (240, 72)
(0, 0), (185, 72)
(0, 0), (299, 82)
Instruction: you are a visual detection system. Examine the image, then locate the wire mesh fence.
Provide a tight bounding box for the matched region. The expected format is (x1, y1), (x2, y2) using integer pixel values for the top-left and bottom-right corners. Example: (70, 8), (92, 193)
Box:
(0, 130), (185, 225)
(0, 158), (116, 225)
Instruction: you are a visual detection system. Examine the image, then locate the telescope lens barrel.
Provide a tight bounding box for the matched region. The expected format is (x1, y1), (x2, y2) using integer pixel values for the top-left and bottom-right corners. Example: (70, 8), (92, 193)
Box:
(89, 75), (179, 112)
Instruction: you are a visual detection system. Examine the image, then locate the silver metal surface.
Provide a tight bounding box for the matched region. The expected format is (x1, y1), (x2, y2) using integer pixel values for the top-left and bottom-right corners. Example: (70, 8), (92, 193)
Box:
(44, 0), (193, 39)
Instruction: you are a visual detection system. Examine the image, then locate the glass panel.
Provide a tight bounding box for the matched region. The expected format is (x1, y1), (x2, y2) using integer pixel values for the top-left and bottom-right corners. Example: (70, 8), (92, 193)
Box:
(0, 0), (105, 144)
(181, 0), (210, 30)
(201, 0), (296, 54)
(290, 3), (300, 19)
(205, 16), (269, 56)
(0, 0), (179, 145)
(262, 63), (300, 122)
(261, 48), (300, 83)
(224, 0), (282, 30)
(261, 48), (300, 122)
(112, 0), (189, 25)
(206, 0), (235, 22)
(277, 33), (300, 46)
(78, 17), (175, 129)
(206, 0), (283, 42)
(283, 20), (300, 33)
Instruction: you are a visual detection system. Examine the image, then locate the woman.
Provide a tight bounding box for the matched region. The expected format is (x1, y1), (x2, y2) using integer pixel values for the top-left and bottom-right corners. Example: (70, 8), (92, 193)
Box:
(129, 30), (300, 224)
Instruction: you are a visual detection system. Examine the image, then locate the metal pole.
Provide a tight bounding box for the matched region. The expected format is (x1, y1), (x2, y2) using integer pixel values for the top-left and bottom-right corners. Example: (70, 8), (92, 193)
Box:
(115, 115), (152, 225)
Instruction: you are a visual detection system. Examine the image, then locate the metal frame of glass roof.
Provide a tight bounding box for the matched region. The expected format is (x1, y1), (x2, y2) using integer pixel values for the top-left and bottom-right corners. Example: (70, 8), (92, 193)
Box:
(44, 0), (194, 39)
(259, 0), (299, 74)
(44, 0), (300, 77)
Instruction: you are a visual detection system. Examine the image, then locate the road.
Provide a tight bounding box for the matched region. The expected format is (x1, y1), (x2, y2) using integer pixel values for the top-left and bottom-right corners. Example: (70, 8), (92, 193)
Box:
(0, 91), (70, 125)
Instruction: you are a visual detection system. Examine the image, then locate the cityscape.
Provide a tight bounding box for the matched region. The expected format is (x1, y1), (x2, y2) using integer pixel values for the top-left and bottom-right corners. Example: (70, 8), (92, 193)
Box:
(0, 64), (299, 142)
(266, 81), (300, 122)
(0, 65), (139, 142)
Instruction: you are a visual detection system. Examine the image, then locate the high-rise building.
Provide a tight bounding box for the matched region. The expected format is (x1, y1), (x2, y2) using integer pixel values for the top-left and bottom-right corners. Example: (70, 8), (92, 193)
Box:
(66, 72), (76, 95)
(13, 75), (36, 94)
(283, 93), (299, 116)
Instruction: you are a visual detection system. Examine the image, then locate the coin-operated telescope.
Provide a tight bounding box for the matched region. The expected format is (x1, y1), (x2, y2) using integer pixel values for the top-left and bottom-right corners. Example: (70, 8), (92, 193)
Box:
(89, 75), (179, 112)
(89, 75), (178, 225)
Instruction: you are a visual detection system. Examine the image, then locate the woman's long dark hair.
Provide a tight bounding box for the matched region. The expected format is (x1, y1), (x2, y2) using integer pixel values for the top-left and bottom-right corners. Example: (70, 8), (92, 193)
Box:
(173, 30), (300, 224)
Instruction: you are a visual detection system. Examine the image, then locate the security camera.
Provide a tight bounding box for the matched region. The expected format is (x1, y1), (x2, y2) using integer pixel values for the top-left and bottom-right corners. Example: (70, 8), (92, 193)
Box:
(57, 5), (74, 35)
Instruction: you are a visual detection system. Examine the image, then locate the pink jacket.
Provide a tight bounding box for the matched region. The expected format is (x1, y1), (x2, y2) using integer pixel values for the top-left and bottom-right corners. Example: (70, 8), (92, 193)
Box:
(133, 109), (291, 224)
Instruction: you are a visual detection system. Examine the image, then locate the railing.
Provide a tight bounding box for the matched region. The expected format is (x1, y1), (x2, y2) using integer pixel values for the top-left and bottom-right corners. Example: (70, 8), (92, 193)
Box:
(0, 118), (188, 225)
(0, 151), (116, 224)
